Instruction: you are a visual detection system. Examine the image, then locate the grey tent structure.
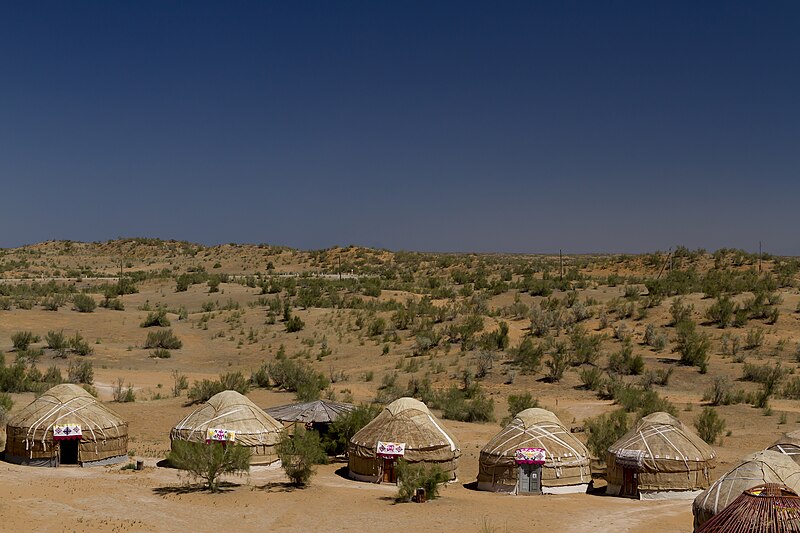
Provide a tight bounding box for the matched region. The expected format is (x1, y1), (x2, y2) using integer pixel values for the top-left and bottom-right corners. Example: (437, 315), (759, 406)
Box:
(5, 384), (128, 467)
(692, 450), (800, 530)
(477, 408), (591, 494)
(265, 400), (355, 426)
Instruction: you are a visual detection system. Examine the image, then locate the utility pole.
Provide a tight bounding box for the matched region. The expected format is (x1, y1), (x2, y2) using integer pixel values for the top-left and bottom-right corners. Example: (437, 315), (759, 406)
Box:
(759, 241), (762, 273)
(338, 256), (342, 281)
(559, 249), (563, 282)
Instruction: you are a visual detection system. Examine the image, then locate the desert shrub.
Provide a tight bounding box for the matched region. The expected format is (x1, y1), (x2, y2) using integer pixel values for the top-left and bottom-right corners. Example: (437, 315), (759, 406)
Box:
(694, 407), (726, 445)
(584, 409), (629, 462)
(286, 315), (305, 333)
(639, 367), (673, 388)
(220, 371), (250, 393)
(144, 329), (183, 349)
(502, 392), (539, 425)
(742, 362), (784, 409)
(268, 359), (329, 401)
(43, 365), (64, 385)
(140, 309), (170, 327)
(611, 384), (677, 417)
(367, 317), (386, 337)
(100, 297), (125, 310)
(42, 294), (66, 311)
(705, 295), (736, 328)
(69, 331), (93, 356)
(395, 459), (449, 502)
(511, 337), (544, 375)
(607, 343), (645, 376)
(544, 341), (571, 382)
(674, 319), (711, 372)
(325, 403), (382, 456)
(782, 376), (800, 400)
(439, 384), (494, 422)
(277, 426), (327, 486)
(172, 370), (188, 397)
(669, 297), (694, 326)
(570, 325), (603, 366)
(12, 331), (39, 351)
(45, 330), (67, 352)
(250, 362), (270, 388)
(187, 379), (225, 403)
(168, 440), (251, 492)
(579, 366), (605, 391)
(72, 293), (96, 312)
(150, 348), (171, 359)
(67, 360), (94, 384)
(479, 321), (510, 351)
(112, 377), (136, 402)
(0, 297), (11, 310)
(745, 327), (765, 350)
(702, 376), (745, 406)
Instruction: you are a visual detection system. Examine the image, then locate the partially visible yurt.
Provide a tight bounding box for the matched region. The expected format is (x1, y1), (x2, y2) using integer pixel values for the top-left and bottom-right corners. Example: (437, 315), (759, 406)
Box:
(697, 483), (800, 532)
(265, 399), (355, 428)
(5, 384), (128, 467)
(170, 390), (283, 465)
(692, 450), (800, 530)
(606, 412), (716, 499)
(348, 397), (460, 483)
(477, 408), (591, 494)
(767, 430), (800, 465)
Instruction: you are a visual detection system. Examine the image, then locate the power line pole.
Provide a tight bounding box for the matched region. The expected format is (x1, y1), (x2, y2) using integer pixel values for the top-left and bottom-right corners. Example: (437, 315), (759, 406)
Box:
(559, 249), (563, 282)
(759, 241), (762, 273)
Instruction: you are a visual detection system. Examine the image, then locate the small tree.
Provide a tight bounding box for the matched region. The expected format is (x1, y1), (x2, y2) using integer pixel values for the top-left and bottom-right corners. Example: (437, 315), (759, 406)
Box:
(286, 315), (305, 333)
(503, 392), (539, 425)
(12, 331), (39, 351)
(72, 293), (97, 313)
(584, 409), (629, 463)
(694, 407), (726, 445)
(144, 329), (183, 349)
(277, 426), (327, 487)
(168, 440), (251, 492)
(395, 460), (449, 502)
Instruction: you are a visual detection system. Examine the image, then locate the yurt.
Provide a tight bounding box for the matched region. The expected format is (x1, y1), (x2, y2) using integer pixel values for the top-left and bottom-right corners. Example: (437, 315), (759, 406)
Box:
(265, 400), (355, 427)
(170, 390), (283, 465)
(767, 429), (800, 465)
(348, 397), (460, 483)
(5, 383), (128, 467)
(606, 412), (716, 499)
(697, 483), (800, 532)
(692, 450), (800, 530)
(477, 408), (591, 494)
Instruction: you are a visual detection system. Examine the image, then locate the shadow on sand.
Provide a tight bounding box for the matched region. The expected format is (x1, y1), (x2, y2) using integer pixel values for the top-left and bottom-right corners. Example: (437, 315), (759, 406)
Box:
(153, 481), (241, 495)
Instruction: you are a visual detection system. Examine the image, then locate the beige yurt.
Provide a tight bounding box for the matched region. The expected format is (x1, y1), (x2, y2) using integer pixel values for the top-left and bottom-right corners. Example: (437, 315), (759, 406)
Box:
(477, 408), (591, 494)
(696, 483), (800, 532)
(767, 430), (800, 465)
(607, 412), (716, 499)
(5, 383), (128, 467)
(692, 450), (800, 530)
(170, 390), (283, 465)
(348, 397), (460, 483)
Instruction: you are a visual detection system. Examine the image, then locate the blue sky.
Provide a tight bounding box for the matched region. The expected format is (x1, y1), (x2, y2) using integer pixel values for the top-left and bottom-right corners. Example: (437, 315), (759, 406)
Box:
(1, 2), (798, 253)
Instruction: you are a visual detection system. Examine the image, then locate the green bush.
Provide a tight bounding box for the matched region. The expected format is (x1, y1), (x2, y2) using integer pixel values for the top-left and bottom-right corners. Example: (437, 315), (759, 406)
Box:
(395, 459), (450, 502)
(570, 325), (603, 365)
(439, 384), (494, 422)
(67, 360), (94, 384)
(12, 331), (39, 351)
(69, 331), (93, 356)
(607, 343), (645, 376)
(150, 348), (171, 359)
(584, 409), (629, 463)
(502, 392), (539, 425)
(579, 366), (605, 391)
(72, 293), (96, 313)
(286, 315), (305, 333)
(112, 377), (136, 402)
(144, 329), (183, 349)
(705, 295), (736, 328)
(267, 359), (328, 401)
(187, 372), (250, 403)
(674, 320), (711, 372)
(544, 341), (571, 382)
(277, 426), (327, 486)
(669, 297), (694, 326)
(745, 327), (765, 350)
(325, 403), (382, 456)
(168, 440), (251, 492)
(140, 309), (170, 327)
(694, 407), (726, 445)
(511, 337), (544, 374)
(702, 376), (745, 405)
(45, 330), (67, 352)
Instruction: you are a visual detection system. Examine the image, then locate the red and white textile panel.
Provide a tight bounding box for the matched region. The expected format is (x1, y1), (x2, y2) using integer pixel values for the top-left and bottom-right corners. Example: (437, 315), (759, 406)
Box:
(206, 428), (236, 443)
(377, 441), (406, 458)
(514, 447), (546, 465)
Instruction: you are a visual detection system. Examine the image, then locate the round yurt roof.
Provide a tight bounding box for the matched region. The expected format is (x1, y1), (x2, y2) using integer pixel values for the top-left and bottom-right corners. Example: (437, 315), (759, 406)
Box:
(697, 483), (800, 532)
(693, 450), (800, 526)
(171, 390), (283, 446)
(481, 408), (589, 463)
(8, 383), (126, 433)
(768, 430), (800, 462)
(608, 411), (715, 468)
(350, 397), (458, 453)
(265, 400), (355, 424)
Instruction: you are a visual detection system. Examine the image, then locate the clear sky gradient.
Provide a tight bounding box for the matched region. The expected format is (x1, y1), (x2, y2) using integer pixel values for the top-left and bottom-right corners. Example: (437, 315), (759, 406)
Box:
(1, 2), (798, 254)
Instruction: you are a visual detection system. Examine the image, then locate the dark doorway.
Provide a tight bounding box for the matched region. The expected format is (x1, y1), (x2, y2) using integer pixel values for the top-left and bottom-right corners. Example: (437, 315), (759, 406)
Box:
(59, 440), (79, 465)
(382, 458), (397, 483)
(621, 468), (638, 498)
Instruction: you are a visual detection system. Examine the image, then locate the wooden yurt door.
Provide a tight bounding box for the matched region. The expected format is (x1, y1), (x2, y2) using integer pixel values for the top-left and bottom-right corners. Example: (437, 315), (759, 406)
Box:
(382, 458), (397, 483)
(621, 468), (638, 498)
(517, 464), (542, 494)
